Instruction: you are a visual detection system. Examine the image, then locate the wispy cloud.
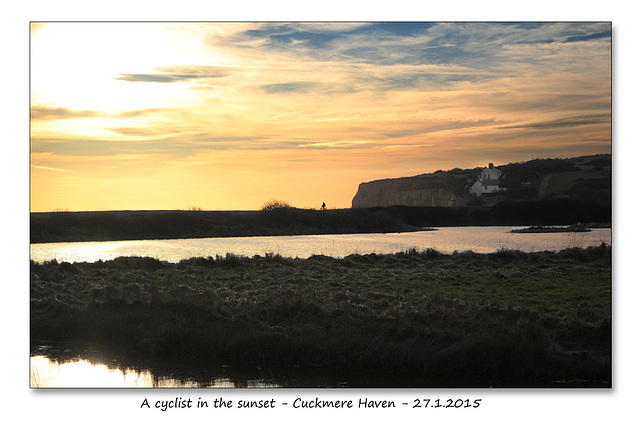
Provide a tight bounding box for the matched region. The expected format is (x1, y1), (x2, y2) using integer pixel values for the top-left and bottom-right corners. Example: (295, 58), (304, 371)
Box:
(259, 82), (319, 94)
(31, 105), (172, 122)
(116, 65), (232, 83)
(106, 127), (161, 137)
(31, 106), (101, 120)
(297, 140), (377, 149)
(222, 22), (610, 68)
(116, 74), (196, 83)
(114, 108), (168, 118)
(498, 114), (611, 130)
(30, 164), (71, 172)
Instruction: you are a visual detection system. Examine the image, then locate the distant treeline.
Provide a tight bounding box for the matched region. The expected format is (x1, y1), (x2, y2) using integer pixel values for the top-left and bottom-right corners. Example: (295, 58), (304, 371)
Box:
(30, 199), (611, 244)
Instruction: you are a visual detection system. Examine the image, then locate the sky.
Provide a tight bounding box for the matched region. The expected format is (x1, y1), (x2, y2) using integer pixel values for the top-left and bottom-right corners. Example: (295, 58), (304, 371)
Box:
(30, 22), (612, 212)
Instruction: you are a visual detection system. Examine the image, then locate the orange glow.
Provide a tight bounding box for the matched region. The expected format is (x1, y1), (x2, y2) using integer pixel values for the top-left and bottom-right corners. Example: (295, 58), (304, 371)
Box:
(30, 22), (611, 212)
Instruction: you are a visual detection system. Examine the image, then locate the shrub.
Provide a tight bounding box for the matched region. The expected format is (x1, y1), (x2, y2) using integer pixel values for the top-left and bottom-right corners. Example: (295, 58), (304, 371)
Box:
(260, 199), (294, 211)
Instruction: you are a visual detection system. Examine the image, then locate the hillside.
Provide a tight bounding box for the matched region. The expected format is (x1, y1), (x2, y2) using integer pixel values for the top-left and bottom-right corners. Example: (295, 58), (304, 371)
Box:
(352, 154), (611, 208)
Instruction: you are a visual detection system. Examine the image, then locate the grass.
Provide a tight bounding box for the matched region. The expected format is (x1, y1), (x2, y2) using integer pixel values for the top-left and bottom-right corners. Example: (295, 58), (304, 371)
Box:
(545, 171), (593, 195)
(30, 244), (611, 387)
(544, 162), (611, 199)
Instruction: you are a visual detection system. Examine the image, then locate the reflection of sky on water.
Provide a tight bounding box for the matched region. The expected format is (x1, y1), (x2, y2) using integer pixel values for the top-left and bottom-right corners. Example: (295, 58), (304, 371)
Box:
(31, 356), (157, 388)
(30, 227), (612, 264)
(30, 356), (277, 388)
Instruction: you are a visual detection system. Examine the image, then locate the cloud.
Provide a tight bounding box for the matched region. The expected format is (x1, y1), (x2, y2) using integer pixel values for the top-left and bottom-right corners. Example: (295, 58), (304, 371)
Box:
(565, 31), (611, 43)
(31, 105), (175, 127)
(192, 22), (609, 103)
(222, 22), (610, 69)
(349, 23), (437, 37)
(116, 65), (232, 83)
(31, 106), (100, 120)
(383, 119), (501, 139)
(498, 114), (611, 130)
(29, 132), (278, 157)
(114, 108), (167, 118)
(116, 74), (191, 83)
(297, 140), (376, 149)
(231, 23), (345, 51)
(107, 127), (160, 137)
(259, 82), (318, 94)
(30, 164), (71, 173)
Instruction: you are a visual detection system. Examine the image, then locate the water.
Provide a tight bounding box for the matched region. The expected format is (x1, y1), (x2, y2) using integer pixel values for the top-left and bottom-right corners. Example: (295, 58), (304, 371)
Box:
(29, 354), (279, 388)
(31, 348), (605, 388)
(29, 226), (612, 388)
(30, 226), (612, 263)
(31, 346), (483, 388)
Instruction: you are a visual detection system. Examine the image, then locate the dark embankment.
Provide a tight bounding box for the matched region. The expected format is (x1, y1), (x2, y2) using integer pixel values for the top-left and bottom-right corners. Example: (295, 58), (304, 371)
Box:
(374, 199), (610, 229)
(30, 208), (417, 244)
(31, 245), (611, 387)
(30, 199), (610, 244)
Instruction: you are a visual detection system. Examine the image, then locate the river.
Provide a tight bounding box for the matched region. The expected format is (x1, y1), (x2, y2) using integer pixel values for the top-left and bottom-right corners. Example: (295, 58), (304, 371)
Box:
(29, 226), (612, 388)
(29, 226), (612, 264)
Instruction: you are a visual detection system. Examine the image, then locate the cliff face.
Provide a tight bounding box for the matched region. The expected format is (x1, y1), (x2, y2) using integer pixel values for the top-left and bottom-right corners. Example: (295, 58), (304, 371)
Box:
(352, 175), (463, 208)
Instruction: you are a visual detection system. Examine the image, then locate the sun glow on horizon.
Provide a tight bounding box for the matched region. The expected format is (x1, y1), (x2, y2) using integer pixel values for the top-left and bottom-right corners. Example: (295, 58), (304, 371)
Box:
(30, 22), (611, 212)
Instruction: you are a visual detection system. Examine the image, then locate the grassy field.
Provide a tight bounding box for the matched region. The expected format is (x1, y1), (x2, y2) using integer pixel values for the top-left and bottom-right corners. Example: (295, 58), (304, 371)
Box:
(30, 244), (611, 387)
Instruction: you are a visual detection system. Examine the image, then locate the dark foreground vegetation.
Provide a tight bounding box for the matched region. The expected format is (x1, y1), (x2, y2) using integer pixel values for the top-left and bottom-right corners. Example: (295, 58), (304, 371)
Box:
(30, 245), (611, 387)
(30, 199), (610, 244)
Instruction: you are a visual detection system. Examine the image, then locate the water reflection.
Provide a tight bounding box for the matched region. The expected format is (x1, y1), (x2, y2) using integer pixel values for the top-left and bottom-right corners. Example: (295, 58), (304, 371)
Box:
(31, 345), (501, 388)
(30, 355), (279, 388)
(31, 352), (603, 388)
(31, 356), (156, 388)
(30, 227), (612, 264)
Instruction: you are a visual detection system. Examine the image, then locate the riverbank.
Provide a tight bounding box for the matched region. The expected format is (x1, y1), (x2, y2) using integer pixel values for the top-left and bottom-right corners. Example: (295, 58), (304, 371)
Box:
(511, 225), (592, 233)
(30, 199), (611, 243)
(30, 245), (612, 387)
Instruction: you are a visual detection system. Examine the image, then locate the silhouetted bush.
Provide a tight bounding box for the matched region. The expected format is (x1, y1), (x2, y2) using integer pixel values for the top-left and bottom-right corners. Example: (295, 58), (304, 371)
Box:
(260, 199), (294, 211)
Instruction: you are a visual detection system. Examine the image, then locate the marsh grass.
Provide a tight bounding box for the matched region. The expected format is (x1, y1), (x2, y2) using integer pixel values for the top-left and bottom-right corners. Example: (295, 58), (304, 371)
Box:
(30, 245), (611, 386)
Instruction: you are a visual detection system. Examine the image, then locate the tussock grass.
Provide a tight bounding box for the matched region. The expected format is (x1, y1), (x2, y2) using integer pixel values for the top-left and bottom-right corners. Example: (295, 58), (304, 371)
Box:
(30, 245), (611, 386)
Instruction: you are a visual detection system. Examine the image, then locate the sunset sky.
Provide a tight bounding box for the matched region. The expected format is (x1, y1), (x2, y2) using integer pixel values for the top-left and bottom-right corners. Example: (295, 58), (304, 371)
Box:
(30, 22), (611, 212)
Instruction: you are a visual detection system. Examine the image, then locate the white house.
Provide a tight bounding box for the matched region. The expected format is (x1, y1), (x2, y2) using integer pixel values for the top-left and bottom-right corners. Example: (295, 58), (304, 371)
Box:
(469, 163), (507, 197)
